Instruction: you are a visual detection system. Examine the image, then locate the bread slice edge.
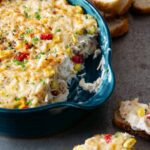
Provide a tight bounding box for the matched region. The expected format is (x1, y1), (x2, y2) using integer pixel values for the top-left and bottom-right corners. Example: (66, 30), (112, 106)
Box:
(132, 0), (150, 14)
(107, 16), (129, 38)
(113, 110), (150, 140)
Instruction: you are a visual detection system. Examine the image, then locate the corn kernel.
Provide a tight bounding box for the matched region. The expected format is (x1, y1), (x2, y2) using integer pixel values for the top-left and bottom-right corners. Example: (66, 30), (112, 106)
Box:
(76, 28), (85, 35)
(76, 6), (84, 14)
(72, 35), (77, 44)
(0, 67), (5, 72)
(66, 47), (72, 56)
(18, 98), (26, 109)
(50, 80), (59, 89)
(0, 90), (6, 96)
(137, 107), (145, 117)
(35, 29), (41, 34)
(44, 69), (55, 77)
(47, 42), (53, 49)
(15, 41), (23, 50)
(123, 138), (136, 149)
(43, 28), (50, 33)
(111, 144), (116, 150)
(53, 35), (61, 43)
(74, 64), (82, 72)
(87, 26), (96, 35)
(41, 18), (48, 24)
(76, 18), (83, 25)
(0, 50), (13, 59)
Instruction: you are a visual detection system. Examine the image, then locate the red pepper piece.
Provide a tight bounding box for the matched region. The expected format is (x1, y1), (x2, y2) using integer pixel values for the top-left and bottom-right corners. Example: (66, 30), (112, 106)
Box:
(30, 33), (34, 38)
(15, 52), (29, 62)
(22, 106), (28, 109)
(40, 33), (53, 40)
(72, 54), (84, 64)
(104, 134), (112, 143)
(51, 90), (59, 96)
(25, 43), (32, 49)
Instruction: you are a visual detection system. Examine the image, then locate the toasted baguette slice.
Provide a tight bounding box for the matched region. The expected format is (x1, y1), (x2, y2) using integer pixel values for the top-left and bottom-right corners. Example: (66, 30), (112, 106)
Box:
(73, 132), (137, 150)
(91, 0), (132, 15)
(117, 0), (133, 15)
(99, 10), (116, 19)
(107, 16), (129, 38)
(90, 0), (120, 13)
(132, 0), (150, 14)
(114, 110), (150, 140)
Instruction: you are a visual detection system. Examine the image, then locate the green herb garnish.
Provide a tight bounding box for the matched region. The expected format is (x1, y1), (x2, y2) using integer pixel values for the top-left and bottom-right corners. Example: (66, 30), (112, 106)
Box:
(20, 34), (25, 39)
(35, 52), (45, 59)
(23, 5), (31, 18)
(26, 101), (32, 106)
(15, 97), (20, 101)
(35, 12), (41, 20)
(7, 46), (13, 50)
(65, 45), (70, 49)
(55, 29), (61, 32)
(40, 79), (46, 84)
(24, 11), (29, 18)
(32, 37), (39, 44)
(26, 28), (33, 34)
(13, 60), (28, 68)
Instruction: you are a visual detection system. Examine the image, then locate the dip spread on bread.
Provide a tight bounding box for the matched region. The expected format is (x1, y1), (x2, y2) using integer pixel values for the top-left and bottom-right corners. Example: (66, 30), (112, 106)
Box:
(73, 132), (136, 150)
(0, 0), (99, 109)
(119, 98), (150, 134)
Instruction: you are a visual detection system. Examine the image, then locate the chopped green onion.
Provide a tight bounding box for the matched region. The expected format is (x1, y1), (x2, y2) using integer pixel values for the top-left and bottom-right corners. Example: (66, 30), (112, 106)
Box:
(7, 46), (13, 50)
(23, 5), (31, 18)
(40, 79), (46, 84)
(26, 28), (33, 34)
(26, 101), (32, 106)
(32, 37), (39, 44)
(65, 45), (70, 49)
(15, 97), (20, 101)
(35, 52), (45, 59)
(13, 60), (28, 68)
(31, 82), (35, 85)
(20, 34), (25, 39)
(55, 29), (61, 32)
(35, 12), (41, 20)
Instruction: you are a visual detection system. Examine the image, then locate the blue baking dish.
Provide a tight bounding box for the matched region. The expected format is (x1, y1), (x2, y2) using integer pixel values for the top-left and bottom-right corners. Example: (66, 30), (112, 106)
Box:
(0, 0), (115, 137)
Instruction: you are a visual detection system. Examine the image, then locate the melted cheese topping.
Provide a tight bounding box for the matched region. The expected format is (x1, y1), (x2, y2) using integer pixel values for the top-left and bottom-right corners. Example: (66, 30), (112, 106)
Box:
(119, 99), (150, 135)
(0, 0), (99, 109)
(73, 132), (136, 150)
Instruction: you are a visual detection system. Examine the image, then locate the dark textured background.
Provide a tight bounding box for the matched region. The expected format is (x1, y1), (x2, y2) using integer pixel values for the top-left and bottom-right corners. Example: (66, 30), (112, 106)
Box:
(0, 13), (149, 150)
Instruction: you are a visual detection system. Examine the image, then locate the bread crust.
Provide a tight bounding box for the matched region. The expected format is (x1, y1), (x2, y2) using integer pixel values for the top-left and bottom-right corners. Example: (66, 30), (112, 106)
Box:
(113, 110), (150, 140)
(117, 0), (133, 15)
(107, 16), (129, 38)
(90, 0), (133, 15)
(132, 0), (150, 14)
(90, 0), (120, 13)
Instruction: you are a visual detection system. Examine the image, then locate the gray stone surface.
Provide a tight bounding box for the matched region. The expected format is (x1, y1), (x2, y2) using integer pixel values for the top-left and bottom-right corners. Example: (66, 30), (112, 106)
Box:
(0, 14), (149, 150)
